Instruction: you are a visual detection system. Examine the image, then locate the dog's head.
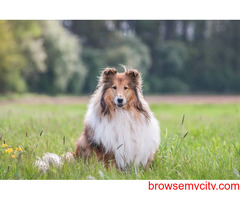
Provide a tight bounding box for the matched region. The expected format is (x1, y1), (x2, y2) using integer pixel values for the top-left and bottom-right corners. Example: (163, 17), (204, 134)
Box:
(99, 67), (145, 115)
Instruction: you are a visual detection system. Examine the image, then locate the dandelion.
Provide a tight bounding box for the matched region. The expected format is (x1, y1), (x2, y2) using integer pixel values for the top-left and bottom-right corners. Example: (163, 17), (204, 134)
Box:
(11, 155), (16, 159)
(1, 144), (8, 148)
(15, 147), (23, 152)
(5, 147), (13, 154)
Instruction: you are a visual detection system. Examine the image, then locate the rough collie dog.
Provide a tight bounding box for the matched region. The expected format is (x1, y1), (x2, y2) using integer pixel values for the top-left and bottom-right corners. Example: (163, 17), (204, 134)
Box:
(75, 67), (160, 169)
(35, 67), (160, 172)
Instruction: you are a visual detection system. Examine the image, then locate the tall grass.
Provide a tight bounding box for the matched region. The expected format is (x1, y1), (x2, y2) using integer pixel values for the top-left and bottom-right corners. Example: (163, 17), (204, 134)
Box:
(0, 104), (240, 179)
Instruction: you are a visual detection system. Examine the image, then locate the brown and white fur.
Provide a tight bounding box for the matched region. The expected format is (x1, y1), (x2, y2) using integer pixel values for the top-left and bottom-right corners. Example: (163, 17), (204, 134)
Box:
(35, 67), (160, 172)
(75, 67), (160, 170)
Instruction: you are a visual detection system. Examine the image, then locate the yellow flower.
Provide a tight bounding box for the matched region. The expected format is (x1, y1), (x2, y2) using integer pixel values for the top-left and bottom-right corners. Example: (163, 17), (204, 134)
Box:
(15, 147), (23, 152)
(5, 147), (13, 154)
(11, 155), (16, 159)
(1, 144), (8, 148)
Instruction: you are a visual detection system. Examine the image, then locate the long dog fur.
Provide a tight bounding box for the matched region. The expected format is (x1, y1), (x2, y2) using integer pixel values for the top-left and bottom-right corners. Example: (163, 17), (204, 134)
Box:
(75, 67), (160, 169)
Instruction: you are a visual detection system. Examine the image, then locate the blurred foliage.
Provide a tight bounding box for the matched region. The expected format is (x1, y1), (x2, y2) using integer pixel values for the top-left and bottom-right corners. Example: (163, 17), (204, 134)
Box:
(39, 21), (86, 94)
(81, 32), (151, 94)
(82, 48), (105, 93)
(0, 20), (86, 95)
(14, 21), (47, 92)
(104, 32), (151, 76)
(0, 21), (26, 93)
(1, 20), (240, 94)
(154, 41), (188, 76)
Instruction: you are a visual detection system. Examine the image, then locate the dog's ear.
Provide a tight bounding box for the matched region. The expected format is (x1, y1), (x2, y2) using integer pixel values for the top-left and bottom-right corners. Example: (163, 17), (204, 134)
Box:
(125, 69), (141, 88)
(99, 68), (117, 115)
(103, 67), (117, 76)
(100, 67), (117, 84)
(125, 69), (139, 78)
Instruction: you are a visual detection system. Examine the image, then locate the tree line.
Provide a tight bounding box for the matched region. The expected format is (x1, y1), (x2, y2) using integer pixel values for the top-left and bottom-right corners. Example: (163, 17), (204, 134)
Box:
(1, 20), (240, 95)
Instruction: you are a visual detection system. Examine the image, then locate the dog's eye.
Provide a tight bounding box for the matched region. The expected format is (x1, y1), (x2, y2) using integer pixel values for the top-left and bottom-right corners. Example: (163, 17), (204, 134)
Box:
(124, 86), (128, 90)
(112, 86), (117, 90)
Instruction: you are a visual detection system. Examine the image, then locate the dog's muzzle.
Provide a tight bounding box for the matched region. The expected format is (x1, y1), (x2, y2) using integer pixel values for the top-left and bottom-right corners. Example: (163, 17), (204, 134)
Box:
(114, 97), (126, 108)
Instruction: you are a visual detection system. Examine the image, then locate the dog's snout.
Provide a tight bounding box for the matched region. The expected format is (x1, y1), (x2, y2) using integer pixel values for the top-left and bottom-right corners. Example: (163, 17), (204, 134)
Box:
(114, 96), (126, 107)
(117, 98), (123, 104)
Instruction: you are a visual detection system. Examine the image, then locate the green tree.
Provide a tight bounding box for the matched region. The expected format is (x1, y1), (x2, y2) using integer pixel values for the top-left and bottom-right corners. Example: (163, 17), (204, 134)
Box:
(104, 32), (151, 76)
(39, 21), (87, 94)
(81, 48), (105, 93)
(70, 20), (114, 48)
(11, 21), (47, 92)
(0, 21), (26, 93)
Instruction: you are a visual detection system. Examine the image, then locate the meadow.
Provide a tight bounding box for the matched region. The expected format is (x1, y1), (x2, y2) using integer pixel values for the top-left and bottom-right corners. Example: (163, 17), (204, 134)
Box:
(0, 102), (240, 180)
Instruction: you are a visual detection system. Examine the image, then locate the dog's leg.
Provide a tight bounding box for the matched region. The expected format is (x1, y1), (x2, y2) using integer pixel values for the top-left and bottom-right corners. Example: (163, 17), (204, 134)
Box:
(145, 152), (155, 170)
(75, 133), (93, 159)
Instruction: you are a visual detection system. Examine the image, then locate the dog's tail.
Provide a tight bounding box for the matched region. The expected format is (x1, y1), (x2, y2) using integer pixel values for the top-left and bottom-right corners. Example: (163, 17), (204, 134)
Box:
(35, 152), (74, 173)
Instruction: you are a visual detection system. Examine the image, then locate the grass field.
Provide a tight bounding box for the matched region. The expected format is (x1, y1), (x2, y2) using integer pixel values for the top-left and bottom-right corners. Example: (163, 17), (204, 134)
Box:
(0, 103), (240, 180)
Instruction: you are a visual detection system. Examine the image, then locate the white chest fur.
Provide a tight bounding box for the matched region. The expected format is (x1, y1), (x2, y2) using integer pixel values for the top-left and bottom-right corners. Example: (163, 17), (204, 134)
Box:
(85, 106), (160, 169)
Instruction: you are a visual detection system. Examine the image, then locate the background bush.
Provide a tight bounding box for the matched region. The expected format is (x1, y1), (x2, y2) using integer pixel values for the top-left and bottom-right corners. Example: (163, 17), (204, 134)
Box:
(1, 20), (240, 95)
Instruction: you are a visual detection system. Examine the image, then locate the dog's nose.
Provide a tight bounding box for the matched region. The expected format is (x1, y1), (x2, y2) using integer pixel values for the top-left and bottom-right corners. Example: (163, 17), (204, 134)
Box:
(117, 98), (123, 104)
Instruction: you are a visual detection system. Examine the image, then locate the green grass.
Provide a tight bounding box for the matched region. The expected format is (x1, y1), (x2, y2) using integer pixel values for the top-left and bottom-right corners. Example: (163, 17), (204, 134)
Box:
(0, 103), (240, 180)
